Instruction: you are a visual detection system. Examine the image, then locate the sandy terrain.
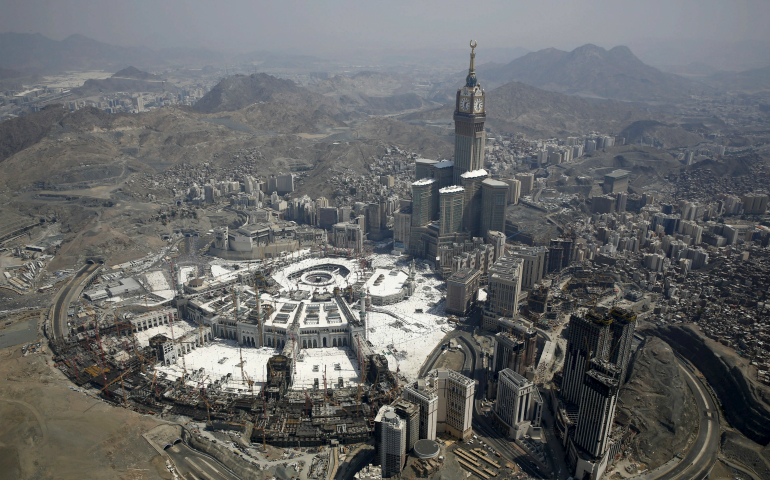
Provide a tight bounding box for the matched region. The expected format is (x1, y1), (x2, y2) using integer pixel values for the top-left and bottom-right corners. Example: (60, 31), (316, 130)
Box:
(0, 343), (170, 480)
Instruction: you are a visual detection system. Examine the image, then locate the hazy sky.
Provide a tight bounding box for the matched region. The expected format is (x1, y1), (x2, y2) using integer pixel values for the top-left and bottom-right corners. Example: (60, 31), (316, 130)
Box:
(2, 0), (769, 57)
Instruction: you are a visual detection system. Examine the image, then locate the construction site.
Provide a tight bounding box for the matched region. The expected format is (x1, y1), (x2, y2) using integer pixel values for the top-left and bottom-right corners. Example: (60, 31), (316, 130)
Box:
(46, 245), (440, 450)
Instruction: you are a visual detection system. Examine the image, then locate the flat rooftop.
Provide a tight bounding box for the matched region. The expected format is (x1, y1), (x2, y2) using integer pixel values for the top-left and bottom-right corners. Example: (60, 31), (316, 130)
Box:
(364, 268), (409, 298)
(460, 169), (488, 179)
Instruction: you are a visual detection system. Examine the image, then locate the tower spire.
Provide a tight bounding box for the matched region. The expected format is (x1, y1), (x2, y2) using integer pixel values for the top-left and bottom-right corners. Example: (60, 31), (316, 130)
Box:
(466, 40), (478, 87)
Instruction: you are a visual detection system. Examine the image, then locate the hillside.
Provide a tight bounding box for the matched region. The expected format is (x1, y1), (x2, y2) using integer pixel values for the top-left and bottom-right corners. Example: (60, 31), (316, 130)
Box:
(619, 120), (703, 148)
(0, 104), (68, 163)
(617, 337), (699, 470)
(480, 44), (708, 102)
(308, 71), (434, 115)
(112, 66), (161, 81)
(70, 76), (175, 97)
(408, 80), (647, 137)
(194, 73), (336, 114)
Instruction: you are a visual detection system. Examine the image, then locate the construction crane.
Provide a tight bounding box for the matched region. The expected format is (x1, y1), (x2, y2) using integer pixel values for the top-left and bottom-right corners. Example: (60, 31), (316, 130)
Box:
(198, 392), (213, 426)
(99, 371), (130, 406)
(167, 312), (188, 385)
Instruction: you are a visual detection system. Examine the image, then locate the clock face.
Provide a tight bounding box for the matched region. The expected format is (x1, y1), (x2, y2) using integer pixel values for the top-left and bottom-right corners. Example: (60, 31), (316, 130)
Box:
(460, 97), (470, 112)
(474, 98), (484, 112)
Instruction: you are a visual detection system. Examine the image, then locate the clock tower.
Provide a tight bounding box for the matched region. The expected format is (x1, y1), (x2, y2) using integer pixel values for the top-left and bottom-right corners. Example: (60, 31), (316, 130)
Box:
(453, 40), (487, 185)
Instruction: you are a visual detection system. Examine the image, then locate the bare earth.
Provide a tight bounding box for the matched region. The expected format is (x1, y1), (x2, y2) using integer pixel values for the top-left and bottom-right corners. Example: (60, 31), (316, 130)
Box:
(0, 343), (169, 480)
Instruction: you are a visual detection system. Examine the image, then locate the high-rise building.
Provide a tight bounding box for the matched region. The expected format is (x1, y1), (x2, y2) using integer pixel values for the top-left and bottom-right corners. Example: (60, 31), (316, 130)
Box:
(491, 321), (537, 377)
(391, 399), (420, 453)
(439, 186), (465, 235)
(446, 268), (480, 316)
(508, 245), (548, 289)
(403, 380), (438, 441)
(570, 360), (620, 471)
(435, 369), (476, 440)
(375, 406), (407, 478)
(561, 311), (612, 405)
(415, 158), (438, 181)
(602, 170), (629, 194)
(504, 178), (521, 205)
(515, 173), (535, 195)
(494, 368), (543, 440)
(480, 179), (508, 239)
(433, 160), (455, 188)
(404, 369), (475, 441)
(411, 179), (437, 227)
(483, 255), (524, 330)
(607, 308), (636, 385)
(460, 169), (488, 236)
(452, 41), (487, 185)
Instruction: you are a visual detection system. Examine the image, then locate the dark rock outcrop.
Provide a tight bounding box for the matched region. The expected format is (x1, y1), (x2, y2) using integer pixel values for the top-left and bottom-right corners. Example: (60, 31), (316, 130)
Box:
(617, 337), (699, 469)
(652, 325), (770, 445)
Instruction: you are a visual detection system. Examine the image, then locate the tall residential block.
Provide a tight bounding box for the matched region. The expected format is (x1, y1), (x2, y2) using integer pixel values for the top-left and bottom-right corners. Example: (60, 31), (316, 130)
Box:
(561, 311), (612, 405)
(494, 368), (543, 440)
(515, 173), (535, 195)
(570, 359), (620, 476)
(439, 186), (465, 235)
(480, 178), (509, 239)
(375, 406), (407, 478)
(460, 169), (488, 236)
(411, 178), (437, 227)
(483, 255), (524, 330)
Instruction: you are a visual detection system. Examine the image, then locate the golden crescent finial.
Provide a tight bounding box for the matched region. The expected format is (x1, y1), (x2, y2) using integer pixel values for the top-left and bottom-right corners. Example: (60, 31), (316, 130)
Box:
(470, 39), (477, 50)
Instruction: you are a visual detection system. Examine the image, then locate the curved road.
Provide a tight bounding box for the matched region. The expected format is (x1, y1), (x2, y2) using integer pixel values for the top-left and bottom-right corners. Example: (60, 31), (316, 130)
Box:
(51, 262), (100, 339)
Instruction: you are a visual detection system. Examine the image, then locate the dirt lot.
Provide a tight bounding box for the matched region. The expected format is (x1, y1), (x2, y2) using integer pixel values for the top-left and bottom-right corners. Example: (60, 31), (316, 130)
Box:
(0, 342), (170, 480)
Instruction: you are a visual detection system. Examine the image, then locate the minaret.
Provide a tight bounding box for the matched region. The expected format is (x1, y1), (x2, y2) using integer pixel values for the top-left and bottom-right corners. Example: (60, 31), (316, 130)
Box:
(359, 290), (368, 341)
(453, 40), (487, 185)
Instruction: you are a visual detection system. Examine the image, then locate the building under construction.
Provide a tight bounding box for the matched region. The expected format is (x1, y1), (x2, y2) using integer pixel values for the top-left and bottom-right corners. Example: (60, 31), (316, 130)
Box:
(49, 287), (403, 448)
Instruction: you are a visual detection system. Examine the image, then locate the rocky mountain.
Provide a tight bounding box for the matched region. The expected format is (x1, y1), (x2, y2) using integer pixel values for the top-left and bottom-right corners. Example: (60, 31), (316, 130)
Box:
(308, 71), (435, 115)
(0, 33), (220, 74)
(112, 66), (162, 81)
(0, 104), (68, 163)
(617, 337), (699, 470)
(194, 73), (336, 114)
(409, 80), (647, 137)
(619, 120), (703, 149)
(70, 67), (174, 97)
(479, 44), (708, 102)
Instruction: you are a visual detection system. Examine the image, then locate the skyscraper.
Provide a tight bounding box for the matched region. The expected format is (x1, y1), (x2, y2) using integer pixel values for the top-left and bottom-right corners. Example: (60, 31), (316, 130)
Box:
(411, 178), (437, 227)
(439, 186), (465, 235)
(561, 311), (612, 405)
(494, 368), (543, 440)
(453, 40), (487, 185)
(375, 406), (407, 478)
(480, 179), (508, 239)
(460, 169), (488, 236)
(571, 360), (620, 459)
(607, 308), (636, 385)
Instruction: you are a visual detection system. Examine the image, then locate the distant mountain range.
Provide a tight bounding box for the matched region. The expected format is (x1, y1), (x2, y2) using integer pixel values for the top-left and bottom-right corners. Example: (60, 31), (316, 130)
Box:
(0, 33), (222, 74)
(70, 66), (177, 97)
(411, 79), (648, 138)
(477, 44), (713, 102)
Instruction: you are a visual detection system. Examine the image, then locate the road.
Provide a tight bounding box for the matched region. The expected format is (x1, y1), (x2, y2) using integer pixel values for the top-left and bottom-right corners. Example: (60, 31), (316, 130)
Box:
(420, 310), (547, 479)
(165, 442), (241, 480)
(50, 262), (100, 339)
(651, 356), (719, 480)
